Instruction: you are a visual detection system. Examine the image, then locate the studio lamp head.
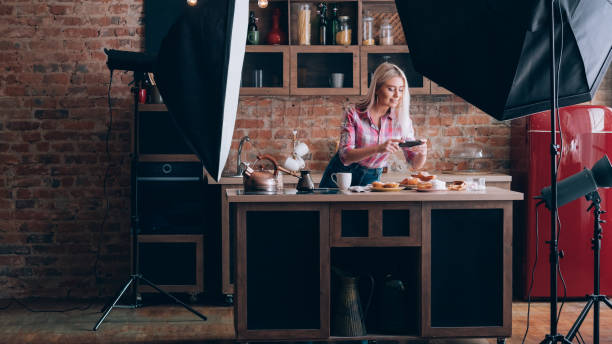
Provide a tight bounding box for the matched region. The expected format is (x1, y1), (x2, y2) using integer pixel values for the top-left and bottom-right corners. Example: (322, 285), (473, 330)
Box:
(539, 155), (612, 209)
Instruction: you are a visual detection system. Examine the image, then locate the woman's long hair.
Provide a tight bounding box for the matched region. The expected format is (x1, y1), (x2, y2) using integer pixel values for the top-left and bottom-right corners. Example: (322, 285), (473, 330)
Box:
(356, 62), (413, 138)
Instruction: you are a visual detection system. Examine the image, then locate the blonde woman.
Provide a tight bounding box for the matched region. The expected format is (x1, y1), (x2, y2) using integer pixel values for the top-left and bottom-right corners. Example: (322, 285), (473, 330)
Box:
(319, 63), (427, 188)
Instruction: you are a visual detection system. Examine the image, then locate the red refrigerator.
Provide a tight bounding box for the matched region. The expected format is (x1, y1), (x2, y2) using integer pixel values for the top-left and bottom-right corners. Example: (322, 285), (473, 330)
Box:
(511, 105), (612, 299)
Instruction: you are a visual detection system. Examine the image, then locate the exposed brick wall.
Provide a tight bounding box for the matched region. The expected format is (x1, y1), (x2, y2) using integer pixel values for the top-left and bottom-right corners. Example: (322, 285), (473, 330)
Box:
(1, 0), (611, 299)
(0, 0), (142, 298)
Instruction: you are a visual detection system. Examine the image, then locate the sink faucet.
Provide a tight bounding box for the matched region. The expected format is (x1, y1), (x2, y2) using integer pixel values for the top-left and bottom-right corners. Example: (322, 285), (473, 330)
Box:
(237, 136), (251, 175)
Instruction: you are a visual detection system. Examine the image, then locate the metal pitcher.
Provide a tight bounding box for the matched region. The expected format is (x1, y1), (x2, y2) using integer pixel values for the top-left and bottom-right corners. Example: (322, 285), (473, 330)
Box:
(331, 267), (374, 337)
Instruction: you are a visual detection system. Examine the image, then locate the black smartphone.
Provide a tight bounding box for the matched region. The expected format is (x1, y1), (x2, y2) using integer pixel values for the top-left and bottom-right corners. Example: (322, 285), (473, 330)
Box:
(398, 140), (424, 148)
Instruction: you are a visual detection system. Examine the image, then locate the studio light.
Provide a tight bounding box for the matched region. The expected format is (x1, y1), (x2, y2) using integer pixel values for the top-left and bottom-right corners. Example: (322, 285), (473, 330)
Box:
(257, 0), (268, 9)
(186, 0), (197, 7)
(539, 155), (612, 209)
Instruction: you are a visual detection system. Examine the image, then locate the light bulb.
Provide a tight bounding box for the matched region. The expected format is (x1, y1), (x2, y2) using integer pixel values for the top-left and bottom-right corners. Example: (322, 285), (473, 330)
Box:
(257, 0), (268, 8)
(186, 0), (197, 6)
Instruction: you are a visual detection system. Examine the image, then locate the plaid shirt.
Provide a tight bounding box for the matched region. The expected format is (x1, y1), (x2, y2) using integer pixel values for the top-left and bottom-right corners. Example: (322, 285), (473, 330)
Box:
(338, 107), (416, 168)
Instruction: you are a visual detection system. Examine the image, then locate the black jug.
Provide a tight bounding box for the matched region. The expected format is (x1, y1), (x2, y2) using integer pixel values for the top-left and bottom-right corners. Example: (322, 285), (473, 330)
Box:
(331, 267), (374, 337)
(379, 274), (411, 333)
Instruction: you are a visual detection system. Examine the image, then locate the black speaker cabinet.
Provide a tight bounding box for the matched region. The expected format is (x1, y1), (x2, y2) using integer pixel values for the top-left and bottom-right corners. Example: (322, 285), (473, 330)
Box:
(137, 162), (206, 234)
(138, 235), (204, 293)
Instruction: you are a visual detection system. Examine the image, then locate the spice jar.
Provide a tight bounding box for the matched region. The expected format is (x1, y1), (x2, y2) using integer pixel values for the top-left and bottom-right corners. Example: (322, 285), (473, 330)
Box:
(362, 13), (374, 46)
(298, 4), (311, 45)
(336, 16), (351, 45)
(379, 19), (394, 46)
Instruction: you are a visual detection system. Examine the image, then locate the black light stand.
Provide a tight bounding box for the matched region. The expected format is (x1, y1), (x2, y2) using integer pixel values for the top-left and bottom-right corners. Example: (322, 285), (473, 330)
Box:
(564, 191), (612, 344)
(541, 1), (571, 343)
(93, 73), (207, 331)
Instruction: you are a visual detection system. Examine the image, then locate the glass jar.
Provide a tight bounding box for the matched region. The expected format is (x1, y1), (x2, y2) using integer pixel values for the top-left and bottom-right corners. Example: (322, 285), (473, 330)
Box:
(362, 13), (374, 46)
(336, 16), (351, 45)
(298, 4), (311, 45)
(379, 19), (394, 46)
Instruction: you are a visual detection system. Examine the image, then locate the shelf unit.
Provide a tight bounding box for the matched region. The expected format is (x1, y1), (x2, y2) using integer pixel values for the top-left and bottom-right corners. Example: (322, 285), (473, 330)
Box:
(240, 0), (451, 96)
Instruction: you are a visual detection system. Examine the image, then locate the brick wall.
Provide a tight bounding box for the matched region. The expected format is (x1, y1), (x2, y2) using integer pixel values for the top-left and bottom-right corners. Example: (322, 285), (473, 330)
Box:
(0, 0), (142, 298)
(1, 1), (611, 298)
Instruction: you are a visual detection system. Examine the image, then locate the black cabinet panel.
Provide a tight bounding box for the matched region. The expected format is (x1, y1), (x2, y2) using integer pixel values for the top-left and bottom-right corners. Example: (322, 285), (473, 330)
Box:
(341, 210), (368, 237)
(246, 211), (320, 330)
(430, 209), (503, 327)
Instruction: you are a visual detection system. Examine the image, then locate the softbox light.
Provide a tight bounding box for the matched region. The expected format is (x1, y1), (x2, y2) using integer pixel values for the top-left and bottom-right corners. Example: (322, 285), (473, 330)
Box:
(155, 0), (248, 181)
(395, 0), (612, 120)
(539, 155), (612, 209)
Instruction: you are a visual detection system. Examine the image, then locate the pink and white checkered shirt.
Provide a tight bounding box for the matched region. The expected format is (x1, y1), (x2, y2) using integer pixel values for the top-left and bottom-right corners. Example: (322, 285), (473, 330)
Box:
(338, 107), (416, 168)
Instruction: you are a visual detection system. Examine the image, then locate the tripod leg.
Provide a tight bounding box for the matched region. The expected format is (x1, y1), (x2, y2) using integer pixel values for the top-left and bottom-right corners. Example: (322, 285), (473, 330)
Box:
(93, 277), (135, 331)
(566, 298), (595, 341)
(603, 297), (612, 309)
(138, 275), (207, 321)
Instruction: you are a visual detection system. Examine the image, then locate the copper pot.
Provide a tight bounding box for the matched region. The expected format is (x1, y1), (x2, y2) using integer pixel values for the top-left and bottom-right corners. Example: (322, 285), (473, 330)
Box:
(243, 154), (280, 192)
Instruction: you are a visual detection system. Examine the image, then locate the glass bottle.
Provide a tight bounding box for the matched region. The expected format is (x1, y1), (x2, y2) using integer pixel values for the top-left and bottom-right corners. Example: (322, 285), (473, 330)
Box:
(336, 16), (351, 45)
(298, 4), (311, 45)
(247, 11), (259, 45)
(379, 18), (394, 46)
(318, 3), (328, 45)
(330, 5), (339, 45)
(362, 12), (374, 46)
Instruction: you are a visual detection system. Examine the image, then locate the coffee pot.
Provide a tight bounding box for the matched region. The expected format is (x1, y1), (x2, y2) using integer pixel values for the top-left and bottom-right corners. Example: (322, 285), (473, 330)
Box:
(378, 274), (411, 333)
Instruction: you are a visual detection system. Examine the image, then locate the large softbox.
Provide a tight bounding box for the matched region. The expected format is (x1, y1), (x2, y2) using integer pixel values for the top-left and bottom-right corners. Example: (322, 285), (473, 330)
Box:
(395, 0), (612, 120)
(155, 0), (248, 181)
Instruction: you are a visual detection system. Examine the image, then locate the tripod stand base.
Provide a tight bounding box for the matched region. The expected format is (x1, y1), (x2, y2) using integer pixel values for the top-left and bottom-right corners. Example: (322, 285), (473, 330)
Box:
(93, 274), (207, 331)
(539, 334), (572, 344)
(566, 294), (612, 344)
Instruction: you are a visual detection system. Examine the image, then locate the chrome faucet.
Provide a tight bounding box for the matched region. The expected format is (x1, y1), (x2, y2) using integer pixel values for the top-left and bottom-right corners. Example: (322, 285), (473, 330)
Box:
(237, 136), (251, 175)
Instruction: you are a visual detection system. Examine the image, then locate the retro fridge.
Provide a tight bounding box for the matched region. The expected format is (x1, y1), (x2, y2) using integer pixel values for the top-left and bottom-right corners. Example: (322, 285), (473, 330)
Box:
(511, 105), (612, 299)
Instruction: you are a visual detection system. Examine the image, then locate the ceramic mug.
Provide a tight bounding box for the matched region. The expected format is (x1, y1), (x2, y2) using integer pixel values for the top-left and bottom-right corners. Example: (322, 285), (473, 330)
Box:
(294, 142), (309, 157)
(330, 73), (344, 88)
(331, 172), (352, 190)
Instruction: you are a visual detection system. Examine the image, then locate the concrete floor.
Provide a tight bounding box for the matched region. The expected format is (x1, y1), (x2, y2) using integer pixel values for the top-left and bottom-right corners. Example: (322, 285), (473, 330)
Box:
(0, 299), (611, 343)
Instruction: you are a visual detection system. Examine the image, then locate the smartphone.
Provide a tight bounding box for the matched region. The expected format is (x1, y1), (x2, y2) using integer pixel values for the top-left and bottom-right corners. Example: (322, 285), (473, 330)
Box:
(399, 140), (424, 148)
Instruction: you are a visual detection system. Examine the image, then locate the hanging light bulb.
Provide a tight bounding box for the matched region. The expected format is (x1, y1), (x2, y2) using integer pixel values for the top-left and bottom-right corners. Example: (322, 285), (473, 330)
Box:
(186, 0), (197, 6)
(257, 0), (268, 8)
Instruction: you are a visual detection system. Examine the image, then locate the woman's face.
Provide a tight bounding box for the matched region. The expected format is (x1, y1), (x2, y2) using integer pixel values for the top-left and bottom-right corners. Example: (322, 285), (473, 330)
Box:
(376, 76), (404, 108)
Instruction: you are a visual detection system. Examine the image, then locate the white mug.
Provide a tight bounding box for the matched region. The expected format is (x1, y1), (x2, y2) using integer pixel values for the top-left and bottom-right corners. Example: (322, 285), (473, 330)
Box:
(284, 156), (303, 172)
(331, 172), (352, 190)
(294, 142), (309, 157)
(329, 73), (344, 88)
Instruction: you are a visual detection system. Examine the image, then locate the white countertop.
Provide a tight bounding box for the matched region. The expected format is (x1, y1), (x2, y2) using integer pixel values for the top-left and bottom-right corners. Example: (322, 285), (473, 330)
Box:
(209, 172), (511, 185)
(226, 186), (523, 203)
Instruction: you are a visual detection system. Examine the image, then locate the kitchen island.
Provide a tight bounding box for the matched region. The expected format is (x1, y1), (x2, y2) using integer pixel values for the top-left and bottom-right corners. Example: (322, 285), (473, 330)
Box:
(227, 187), (522, 342)
(212, 172), (513, 297)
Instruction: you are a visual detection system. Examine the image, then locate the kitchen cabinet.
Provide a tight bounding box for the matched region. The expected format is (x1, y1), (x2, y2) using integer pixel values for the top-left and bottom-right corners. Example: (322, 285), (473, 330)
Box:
(228, 188), (520, 341)
(360, 45), (431, 95)
(290, 46), (360, 95)
(240, 0), (449, 96)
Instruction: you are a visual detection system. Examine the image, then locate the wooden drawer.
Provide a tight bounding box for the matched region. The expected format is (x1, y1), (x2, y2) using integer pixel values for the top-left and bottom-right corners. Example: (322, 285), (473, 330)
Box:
(330, 203), (421, 247)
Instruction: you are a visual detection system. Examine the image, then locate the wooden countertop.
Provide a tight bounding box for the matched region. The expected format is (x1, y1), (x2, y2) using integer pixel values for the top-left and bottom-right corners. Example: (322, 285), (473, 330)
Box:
(209, 172), (512, 185)
(226, 186), (523, 203)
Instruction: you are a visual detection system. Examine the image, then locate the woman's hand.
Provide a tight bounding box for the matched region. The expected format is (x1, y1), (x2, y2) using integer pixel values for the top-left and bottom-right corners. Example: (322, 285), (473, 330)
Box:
(378, 138), (402, 154)
(408, 139), (427, 169)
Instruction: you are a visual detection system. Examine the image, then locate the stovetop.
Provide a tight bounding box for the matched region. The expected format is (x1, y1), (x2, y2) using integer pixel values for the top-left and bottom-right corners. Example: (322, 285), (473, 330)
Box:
(236, 188), (341, 195)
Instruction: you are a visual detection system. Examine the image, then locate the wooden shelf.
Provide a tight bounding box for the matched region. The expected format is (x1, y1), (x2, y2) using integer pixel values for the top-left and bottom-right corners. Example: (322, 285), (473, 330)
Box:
(139, 154), (200, 162)
(290, 45), (360, 95)
(360, 45), (431, 95)
(241, 45), (290, 95)
(138, 103), (167, 112)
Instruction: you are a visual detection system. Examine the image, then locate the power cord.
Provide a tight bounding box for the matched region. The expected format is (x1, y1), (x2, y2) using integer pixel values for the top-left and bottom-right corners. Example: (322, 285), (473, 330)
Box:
(522, 200), (544, 344)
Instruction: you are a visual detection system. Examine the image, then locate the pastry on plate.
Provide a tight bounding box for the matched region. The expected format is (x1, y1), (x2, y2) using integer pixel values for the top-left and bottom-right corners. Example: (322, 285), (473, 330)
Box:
(372, 181), (384, 188)
(400, 177), (420, 186)
(384, 182), (400, 188)
(411, 172), (436, 182)
(416, 182), (433, 190)
(448, 181), (467, 191)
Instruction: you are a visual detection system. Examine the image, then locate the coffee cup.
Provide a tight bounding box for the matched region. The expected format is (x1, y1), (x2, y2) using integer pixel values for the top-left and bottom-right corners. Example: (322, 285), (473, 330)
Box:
(294, 142), (309, 157)
(331, 172), (352, 190)
(329, 73), (344, 88)
(284, 156), (303, 172)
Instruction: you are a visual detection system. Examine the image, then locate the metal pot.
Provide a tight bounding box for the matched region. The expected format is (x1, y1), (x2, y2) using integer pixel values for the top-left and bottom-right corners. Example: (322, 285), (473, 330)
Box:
(242, 154), (279, 192)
